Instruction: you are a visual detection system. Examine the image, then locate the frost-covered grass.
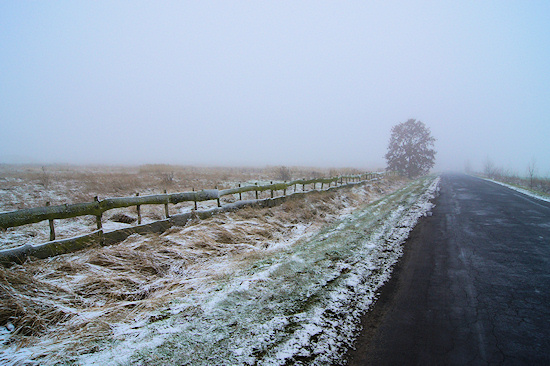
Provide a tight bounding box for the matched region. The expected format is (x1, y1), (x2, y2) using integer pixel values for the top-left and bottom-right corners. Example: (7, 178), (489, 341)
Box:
(481, 177), (550, 203)
(0, 164), (371, 249)
(0, 173), (402, 365)
(83, 176), (439, 366)
(0, 171), (439, 366)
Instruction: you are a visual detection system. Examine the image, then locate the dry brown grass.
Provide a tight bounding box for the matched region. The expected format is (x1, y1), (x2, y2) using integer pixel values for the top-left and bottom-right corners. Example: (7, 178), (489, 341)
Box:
(0, 164), (382, 210)
(0, 266), (83, 337)
(1, 164), (268, 211)
(0, 164), (385, 246)
(0, 165), (398, 364)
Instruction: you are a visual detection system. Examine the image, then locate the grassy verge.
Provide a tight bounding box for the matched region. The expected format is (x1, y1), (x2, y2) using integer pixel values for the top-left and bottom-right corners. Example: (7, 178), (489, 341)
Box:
(90, 176), (439, 366)
(476, 173), (550, 200)
(2, 176), (407, 365)
(478, 175), (550, 202)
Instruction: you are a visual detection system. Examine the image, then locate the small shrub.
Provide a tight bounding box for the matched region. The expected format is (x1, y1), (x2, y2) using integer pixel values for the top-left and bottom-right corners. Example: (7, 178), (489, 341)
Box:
(110, 213), (136, 224)
(277, 166), (292, 181)
(39, 166), (50, 188)
(161, 172), (175, 188)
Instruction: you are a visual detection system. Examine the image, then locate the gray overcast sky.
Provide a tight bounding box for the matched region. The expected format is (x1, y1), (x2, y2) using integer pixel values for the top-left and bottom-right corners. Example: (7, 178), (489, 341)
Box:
(1, 1), (549, 175)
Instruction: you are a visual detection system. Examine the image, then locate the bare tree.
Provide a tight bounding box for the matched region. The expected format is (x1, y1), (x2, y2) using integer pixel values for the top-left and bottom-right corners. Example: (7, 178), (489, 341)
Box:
(464, 159), (472, 174)
(527, 158), (537, 188)
(39, 166), (50, 188)
(483, 158), (496, 178)
(385, 119), (436, 178)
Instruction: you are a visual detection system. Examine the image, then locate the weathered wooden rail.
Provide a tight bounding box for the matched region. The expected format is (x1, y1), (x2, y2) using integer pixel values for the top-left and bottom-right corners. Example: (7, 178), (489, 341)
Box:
(0, 172), (387, 265)
(0, 174), (380, 230)
(0, 190), (219, 230)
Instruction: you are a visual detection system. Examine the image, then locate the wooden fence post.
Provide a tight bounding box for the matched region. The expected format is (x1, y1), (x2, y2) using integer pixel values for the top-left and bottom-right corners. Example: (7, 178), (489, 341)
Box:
(216, 186), (221, 207)
(284, 182), (287, 196)
(46, 202), (55, 241)
(94, 196), (102, 230)
(136, 193), (142, 224)
(238, 183), (242, 200)
(164, 189), (170, 218)
(255, 183), (259, 200)
(193, 188), (197, 210)
(270, 182), (274, 198)
(94, 196), (104, 245)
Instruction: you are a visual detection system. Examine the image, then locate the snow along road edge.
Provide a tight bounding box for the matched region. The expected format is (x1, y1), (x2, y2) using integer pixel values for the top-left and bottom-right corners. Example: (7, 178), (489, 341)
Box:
(77, 176), (441, 366)
(260, 175), (441, 365)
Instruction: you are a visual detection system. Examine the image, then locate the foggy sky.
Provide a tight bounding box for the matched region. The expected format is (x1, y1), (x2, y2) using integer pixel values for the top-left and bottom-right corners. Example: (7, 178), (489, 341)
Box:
(1, 1), (549, 176)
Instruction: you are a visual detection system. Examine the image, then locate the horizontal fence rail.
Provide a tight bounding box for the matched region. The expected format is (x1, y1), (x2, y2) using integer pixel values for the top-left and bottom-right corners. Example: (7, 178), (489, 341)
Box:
(0, 173), (384, 230)
(0, 190), (219, 229)
(0, 171), (393, 265)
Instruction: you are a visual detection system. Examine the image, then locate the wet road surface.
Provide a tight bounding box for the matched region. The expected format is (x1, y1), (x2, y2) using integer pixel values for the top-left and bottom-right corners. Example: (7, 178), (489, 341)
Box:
(346, 174), (550, 365)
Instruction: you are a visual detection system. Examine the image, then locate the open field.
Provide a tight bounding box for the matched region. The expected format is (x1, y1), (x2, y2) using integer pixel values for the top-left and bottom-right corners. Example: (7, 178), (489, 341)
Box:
(0, 164), (368, 211)
(0, 164), (367, 250)
(0, 165), (438, 365)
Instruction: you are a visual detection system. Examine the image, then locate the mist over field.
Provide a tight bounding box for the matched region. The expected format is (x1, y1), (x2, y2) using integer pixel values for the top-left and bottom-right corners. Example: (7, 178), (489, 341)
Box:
(1, 1), (549, 175)
(2, 3), (550, 362)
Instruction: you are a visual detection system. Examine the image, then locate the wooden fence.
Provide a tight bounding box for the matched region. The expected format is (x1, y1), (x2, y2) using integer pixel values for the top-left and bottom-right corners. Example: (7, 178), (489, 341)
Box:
(0, 172), (388, 264)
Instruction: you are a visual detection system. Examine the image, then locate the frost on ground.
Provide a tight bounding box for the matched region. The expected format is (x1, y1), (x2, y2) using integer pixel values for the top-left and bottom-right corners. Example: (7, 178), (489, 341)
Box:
(482, 177), (550, 203)
(0, 175), (439, 365)
(1, 164), (340, 250)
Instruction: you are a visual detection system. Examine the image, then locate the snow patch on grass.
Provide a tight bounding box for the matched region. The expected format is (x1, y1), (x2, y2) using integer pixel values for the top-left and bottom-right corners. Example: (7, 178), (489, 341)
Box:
(482, 177), (550, 203)
(78, 176), (440, 366)
(0, 176), (426, 365)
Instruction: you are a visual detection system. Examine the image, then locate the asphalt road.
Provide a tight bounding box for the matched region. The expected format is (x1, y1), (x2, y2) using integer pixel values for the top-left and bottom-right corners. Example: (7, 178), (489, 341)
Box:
(346, 174), (550, 365)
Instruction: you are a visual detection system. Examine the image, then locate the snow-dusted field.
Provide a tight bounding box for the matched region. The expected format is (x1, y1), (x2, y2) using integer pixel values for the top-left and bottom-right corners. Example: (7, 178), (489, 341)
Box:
(0, 168), (439, 365)
(0, 165), (364, 250)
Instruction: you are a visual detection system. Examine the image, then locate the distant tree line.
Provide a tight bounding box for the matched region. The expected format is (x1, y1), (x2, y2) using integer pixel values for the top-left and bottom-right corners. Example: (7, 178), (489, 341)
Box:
(483, 157), (550, 194)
